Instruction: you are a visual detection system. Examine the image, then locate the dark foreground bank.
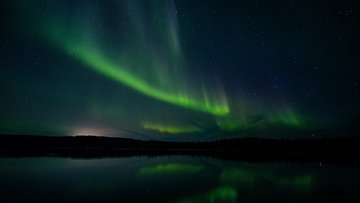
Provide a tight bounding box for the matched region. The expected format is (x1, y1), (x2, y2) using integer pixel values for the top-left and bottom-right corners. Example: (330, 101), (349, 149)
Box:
(0, 134), (359, 164)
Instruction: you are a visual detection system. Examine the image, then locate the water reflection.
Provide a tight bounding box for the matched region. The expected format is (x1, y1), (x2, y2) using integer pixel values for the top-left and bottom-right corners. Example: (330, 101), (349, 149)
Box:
(0, 156), (358, 203)
(220, 167), (313, 189)
(174, 186), (237, 203)
(139, 163), (203, 175)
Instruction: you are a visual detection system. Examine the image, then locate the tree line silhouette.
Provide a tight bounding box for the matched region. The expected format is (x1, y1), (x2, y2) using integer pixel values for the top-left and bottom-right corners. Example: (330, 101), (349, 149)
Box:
(0, 134), (359, 164)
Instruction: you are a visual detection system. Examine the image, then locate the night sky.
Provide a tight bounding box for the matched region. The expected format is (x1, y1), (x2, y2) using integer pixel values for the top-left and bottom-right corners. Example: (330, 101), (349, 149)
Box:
(0, 0), (358, 141)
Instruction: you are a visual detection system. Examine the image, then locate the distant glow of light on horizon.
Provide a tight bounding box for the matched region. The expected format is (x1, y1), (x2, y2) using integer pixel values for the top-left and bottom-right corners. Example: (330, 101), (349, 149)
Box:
(71, 127), (109, 136)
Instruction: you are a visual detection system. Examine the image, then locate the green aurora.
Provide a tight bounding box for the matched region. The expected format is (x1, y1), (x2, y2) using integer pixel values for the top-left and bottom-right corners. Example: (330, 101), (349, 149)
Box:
(37, 0), (303, 137)
(1, 0), (354, 139)
(42, 1), (229, 117)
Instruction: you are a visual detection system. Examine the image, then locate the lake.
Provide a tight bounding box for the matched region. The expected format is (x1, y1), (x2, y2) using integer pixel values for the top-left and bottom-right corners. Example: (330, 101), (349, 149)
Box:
(0, 156), (358, 202)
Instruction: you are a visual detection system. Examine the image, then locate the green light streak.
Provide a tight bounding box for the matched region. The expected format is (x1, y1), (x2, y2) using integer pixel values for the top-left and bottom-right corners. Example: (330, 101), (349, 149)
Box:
(174, 186), (237, 203)
(64, 46), (228, 115)
(267, 108), (301, 127)
(40, 2), (230, 116)
(215, 109), (302, 132)
(139, 163), (203, 175)
(216, 116), (249, 131)
(143, 123), (201, 134)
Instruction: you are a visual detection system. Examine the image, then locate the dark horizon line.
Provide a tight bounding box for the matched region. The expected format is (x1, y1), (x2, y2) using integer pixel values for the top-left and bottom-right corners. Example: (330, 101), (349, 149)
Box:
(0, 134), (359, 165)
(0, 132), (359, 140)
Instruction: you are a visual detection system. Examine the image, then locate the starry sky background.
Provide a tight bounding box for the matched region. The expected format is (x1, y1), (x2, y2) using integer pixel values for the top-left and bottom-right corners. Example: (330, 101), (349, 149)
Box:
(0, 0), (358, 141)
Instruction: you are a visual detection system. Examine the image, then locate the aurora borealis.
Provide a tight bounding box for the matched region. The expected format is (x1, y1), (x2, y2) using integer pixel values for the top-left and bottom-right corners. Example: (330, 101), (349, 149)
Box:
(0, 0), (358, 140)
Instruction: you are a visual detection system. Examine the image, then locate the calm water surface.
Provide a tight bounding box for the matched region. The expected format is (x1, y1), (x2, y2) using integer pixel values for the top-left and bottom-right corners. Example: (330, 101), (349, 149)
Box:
(0, 156), (359, 203)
